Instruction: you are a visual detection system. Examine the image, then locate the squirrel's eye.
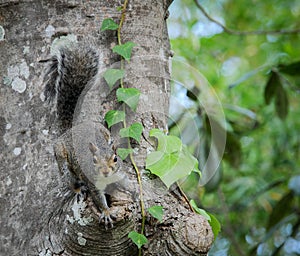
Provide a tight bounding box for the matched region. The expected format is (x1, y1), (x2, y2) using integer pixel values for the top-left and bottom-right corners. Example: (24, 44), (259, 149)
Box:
(113, 155), (118, 162)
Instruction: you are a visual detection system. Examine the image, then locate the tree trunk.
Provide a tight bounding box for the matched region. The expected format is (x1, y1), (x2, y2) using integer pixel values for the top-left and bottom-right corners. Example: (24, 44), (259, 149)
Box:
(0, 1), (214, 255)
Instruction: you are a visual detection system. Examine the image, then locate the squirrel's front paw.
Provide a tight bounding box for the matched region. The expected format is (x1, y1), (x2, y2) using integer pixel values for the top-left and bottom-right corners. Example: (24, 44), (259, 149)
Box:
(99, 208), (114, 229)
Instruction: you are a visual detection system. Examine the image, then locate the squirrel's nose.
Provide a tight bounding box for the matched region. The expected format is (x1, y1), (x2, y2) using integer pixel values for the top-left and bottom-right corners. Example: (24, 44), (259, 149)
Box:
(102, 168), (110, 177)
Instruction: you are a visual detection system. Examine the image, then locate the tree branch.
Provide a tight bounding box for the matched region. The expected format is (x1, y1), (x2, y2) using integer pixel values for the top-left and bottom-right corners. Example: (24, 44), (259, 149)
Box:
(194, 0), (300, 36)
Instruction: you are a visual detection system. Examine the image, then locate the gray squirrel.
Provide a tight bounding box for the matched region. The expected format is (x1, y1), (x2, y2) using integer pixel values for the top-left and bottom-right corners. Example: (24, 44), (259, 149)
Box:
(44, 42), (124, 228)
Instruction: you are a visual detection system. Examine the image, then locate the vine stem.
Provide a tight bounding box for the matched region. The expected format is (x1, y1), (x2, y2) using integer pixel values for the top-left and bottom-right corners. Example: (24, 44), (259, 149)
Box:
(117, 1), (146, 254)
(117, 0), (128, 45)
(118, 0), (128, 89)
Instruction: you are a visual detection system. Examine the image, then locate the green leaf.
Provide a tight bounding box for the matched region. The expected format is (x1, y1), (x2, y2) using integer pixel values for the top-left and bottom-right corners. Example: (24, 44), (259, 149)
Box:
(128, 231), (148, 249)
(100, 18), (119, 31)
(117, 88), (141, 111)
(147, 205), (164, 222)
(113, 42), (136, 62)
(117, 147), (133, 160)
(190, 200), (211, 221)
(149, 129), (182, 154)
(207, 213), (221, 240)
(104, 110), (125, 128)
(119, 122), (143, 142)
(278, 61), (300, 76)
(190, 200), (221, 240)
(264, 71), (289, 119)
(224, 132), (242, 168)
(103, 69), (125, 89)
(146, 129), (199, 188)
(275, 83), (289, 120)
(264, 71), (280, 105)
(267, 191), (294, 230)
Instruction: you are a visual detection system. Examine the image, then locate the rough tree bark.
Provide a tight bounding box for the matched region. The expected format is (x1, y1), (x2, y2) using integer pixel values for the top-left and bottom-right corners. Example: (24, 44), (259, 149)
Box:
(0, 1), (214, 255)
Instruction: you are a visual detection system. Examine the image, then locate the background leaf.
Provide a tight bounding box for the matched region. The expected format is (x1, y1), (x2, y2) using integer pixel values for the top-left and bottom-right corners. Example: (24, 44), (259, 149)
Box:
(167, 1), (300, 255)
(223, 132), (242, 168)
(267, 191), (294, 230)
(264, 71), (281, 105)
(278, 61), (300, 76)
(275, 83), (289, 120)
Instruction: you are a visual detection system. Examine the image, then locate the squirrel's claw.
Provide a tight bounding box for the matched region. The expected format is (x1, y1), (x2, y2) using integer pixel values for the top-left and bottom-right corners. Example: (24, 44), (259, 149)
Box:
(99, 209), (114, 229)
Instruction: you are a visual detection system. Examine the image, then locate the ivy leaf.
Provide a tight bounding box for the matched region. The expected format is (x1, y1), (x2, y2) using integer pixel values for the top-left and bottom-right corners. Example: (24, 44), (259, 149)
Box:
(100, 18), (119, 31)
(104, 110), (125, 128)
(119, 122), (143, 142)
(190, 200), (211, 221)
(103, 69), (125, 89)
(264, 71), (281, 105)
(207, 213), (221, 239)
(147, 205), (164, 222)
(113, 42), (136, 62)
(117, 147), (133, 160)
(190, 200), (221, 239)
(146, 129), (199, 188)
(117, 88), (141, 112)
(149, 129), (182, 154)
(128, 231), (148, 249)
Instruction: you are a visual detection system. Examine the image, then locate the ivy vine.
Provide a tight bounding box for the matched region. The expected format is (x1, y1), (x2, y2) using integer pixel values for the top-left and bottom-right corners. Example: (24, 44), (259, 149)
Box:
(100, 1), (220, 253)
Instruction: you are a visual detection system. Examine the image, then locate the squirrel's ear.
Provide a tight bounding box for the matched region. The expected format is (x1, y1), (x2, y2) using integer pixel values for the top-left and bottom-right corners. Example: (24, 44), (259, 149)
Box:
(89, 142), (98, 153)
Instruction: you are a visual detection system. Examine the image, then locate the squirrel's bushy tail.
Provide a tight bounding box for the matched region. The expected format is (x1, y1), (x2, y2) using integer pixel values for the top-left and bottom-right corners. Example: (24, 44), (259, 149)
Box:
(44, 44), (99, 132)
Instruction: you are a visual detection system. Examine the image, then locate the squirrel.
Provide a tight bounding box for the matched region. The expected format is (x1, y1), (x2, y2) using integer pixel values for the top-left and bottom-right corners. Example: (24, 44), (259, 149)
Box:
(43, 42), (124, 228)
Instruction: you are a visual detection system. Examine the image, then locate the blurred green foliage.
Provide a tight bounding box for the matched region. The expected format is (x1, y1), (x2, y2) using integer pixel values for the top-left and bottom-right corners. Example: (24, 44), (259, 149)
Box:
(167, 0), (300, 255)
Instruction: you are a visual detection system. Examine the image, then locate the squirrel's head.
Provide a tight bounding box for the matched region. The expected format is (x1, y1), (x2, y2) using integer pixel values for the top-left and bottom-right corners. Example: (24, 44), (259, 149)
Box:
(89, 142), (118, 177)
